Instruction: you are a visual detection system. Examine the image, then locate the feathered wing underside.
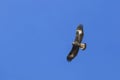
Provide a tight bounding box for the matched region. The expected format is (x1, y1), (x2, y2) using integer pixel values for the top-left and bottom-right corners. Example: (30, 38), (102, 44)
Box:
(67, 45), (79, 61)
(74, 24), (84, 43)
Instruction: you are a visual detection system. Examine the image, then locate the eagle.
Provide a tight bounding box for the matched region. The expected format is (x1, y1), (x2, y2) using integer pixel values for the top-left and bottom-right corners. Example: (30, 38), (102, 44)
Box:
(67, 24), (86, 61)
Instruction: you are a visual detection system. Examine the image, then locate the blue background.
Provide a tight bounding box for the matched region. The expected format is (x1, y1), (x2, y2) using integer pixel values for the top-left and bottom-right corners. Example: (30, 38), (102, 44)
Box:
(0, 0), (120, 80)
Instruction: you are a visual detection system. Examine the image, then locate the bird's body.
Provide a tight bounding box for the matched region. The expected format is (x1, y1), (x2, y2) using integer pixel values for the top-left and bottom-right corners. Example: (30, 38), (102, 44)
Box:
(67, 24), (86, 61)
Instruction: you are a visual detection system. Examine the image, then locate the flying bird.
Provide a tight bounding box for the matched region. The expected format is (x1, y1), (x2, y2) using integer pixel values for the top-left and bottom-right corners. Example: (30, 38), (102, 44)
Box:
(67, 24), (86, 61)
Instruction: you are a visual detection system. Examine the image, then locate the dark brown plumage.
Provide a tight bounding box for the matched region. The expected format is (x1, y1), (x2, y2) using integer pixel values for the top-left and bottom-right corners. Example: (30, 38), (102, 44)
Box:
(67, 24), (86, 61)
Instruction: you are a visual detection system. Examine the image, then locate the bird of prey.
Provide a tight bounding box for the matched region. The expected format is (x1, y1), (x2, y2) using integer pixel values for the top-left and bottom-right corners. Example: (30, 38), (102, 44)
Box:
(67, 24), (86, 61)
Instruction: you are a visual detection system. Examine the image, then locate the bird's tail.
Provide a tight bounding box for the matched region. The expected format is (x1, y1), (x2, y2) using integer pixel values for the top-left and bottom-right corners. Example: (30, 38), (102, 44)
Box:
(79, 43), (86, 50)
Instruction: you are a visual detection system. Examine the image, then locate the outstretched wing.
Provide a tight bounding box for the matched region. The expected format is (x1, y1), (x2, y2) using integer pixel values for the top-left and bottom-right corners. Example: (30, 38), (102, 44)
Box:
(67, 45), (79, 61)
(74, 24), (84, 43)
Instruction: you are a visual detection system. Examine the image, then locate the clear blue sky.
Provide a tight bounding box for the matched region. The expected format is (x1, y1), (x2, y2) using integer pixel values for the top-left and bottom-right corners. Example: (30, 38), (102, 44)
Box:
(0, 0), (120, 80)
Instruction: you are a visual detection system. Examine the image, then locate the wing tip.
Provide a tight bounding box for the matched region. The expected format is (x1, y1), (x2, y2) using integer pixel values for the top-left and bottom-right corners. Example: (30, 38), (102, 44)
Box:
(67, 56), (73, 62)
(67, 54), (75, 62)
(77, 24), (83, 30)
